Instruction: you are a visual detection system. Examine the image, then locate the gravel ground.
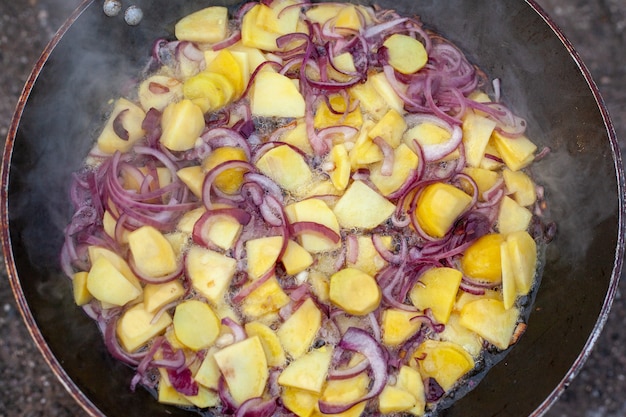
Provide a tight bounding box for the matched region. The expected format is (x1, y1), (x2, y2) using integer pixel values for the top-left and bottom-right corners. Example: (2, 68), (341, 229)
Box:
(1, 1), (625, 416)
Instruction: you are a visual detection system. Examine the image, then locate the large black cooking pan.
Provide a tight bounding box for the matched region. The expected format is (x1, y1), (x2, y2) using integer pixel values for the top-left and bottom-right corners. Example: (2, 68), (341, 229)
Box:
(2, 0), (624, 416)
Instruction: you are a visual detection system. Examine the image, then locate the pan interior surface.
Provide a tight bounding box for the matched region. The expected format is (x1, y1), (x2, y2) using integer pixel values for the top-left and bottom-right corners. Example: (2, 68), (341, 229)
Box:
(3, 0), (622, 416)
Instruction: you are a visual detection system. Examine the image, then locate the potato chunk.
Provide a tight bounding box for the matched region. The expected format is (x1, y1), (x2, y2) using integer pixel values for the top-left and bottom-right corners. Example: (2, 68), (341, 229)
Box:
(277, 298), (321, 359)
(415, 183), (472, 238)
(412, 340), (474, 391)
(333, 180), (396, 229)
(382, 34), (428, 75)
(459, 298), (519, 350)
(173, 300), (220, 351)
(330, 268), (381, 316)
(175, 6), (229, 44)
(278, 345), (333, 393)
(213, 336), (269, 405)
(409, 267), (462, 324)
(128, 225), (179, 279)
(117, 303), (172, 352)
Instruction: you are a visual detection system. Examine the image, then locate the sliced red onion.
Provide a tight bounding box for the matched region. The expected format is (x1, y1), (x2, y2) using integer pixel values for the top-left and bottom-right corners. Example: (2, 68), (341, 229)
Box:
(291, 221), (341, 244)
(235, 397), (277, 417)
(128, 254), (183, 284)
(345, 234), (359, 265)
(327, 357), (371, 380)
(372, 234), (406, 265)
(372, 136), (394, 176)
(221, 317), (247, 343)
(112, 109), (130, 141)
(318, 327), (388, 414)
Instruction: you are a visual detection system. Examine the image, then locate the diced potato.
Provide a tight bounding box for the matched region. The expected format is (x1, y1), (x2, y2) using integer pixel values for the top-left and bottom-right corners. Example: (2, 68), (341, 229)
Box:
(183, 71), (235, 113)
(255, 145), (313, 192)
(379, 385), (418, 414)
(383, 34), (428, 75)
(175, 6), (229, 44)
(412, 340), (474, 391)
(462, 111), (497, 167)
(382, 308), (422, 347)
(330, 268), (381, 316)
(288, 198), (341, 253)
(409, 267), (462, 324)
(143, 281), (184, 313)
(396, 366), (426, 416)
(333, 180), (396, 229)
(282, 386), (319, 417)
(460, 233), (505, 283)
(213, 336), (269, 405)
(176, 166), (205, 198)
(194, 348), (220, 390)
(438, 313), (483, 357)
(278, 345), (333, 393)
(117, 302), (172, 352)
(229, 42), (272, 77)
(187, 246), (237, 303)
(498, 195), (532, 234)
(480, 140), (504, 170)
(317, 373), (369, 417)
(279, 122), (314, 155)
(277, 298), (321, 359)
(251, 72), (305, 118)
(368, 109), (407, 148)
(461, 167), (499, 200)
(403, 122), (459, 161)
(459, 298), (519, 350)
(128, 225), (179, 279)
(176, 207), (205, 234)
(346, 235), (390, 276)
(203, 146), (248, 195)
(349, 78), (389, 120)
(370, 71), (405, 114)
(87, 257), (142, 306)
(241, 4), (282, 51)
(415, 183), (472, 238)
(87, 246), (142, 291)
(500, 239), (517, 310)
(173, 300), (220, 351)
(328, 143), (351, 191)
(258, 0), (301, 35)
(506, 231), (537, 295)
(333, 52), (357, 74)
(241, 276), (290, 319)
(308, 271), (330, 303)
(370, 143), (419, 196)
(160, 99), (205, 151)
(282, 240), (314, 275)
(349, 120), (383, 168)
(335, 4), (362, 31)
(102, 210), (129, 243)
(184, 386), (220, 408)
(502, 169), (537, 207)
(96, 98), (146, 154)
(138, 75), (183, 112)
(205, 49), (246, 96)
(305, 4), (343, 25)
(200, 210), (244, 251)
(454, 289), (502, 312)
(158, 380), (193, 406)
(246, 236), (284, 279)
(245, 321), (287, 367)
(72, 271), (92, 306)
(314, 95), (363, 130)
(492, 131), (537, 171)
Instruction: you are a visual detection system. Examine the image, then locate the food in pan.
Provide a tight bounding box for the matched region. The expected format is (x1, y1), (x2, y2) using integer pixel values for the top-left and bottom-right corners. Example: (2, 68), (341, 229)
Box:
(62, 1), (551, 415)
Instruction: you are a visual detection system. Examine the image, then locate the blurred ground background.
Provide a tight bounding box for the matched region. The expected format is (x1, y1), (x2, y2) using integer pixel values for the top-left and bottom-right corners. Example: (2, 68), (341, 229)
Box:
(0, 0), (624, 416)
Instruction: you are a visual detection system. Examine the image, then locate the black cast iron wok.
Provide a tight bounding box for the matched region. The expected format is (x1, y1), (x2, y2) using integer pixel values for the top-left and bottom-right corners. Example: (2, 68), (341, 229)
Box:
(2, 0), (624, 416)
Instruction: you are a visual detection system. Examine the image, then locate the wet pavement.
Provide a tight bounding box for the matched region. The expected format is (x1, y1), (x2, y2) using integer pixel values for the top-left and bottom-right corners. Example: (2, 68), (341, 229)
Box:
(0, 0), (625, 416)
